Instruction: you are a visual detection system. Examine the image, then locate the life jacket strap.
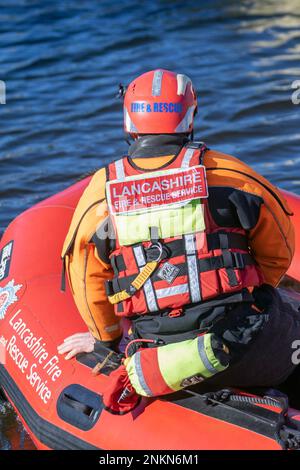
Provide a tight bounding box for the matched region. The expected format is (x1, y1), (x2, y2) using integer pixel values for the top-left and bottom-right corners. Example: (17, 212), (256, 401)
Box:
(131, 260), (158, 290)
(107, 252), (255, 299)
(60, 257), (66, 292)
(108, 260), (158, 305)
(111, 232), (249, 276)
(107, 289), (131, 304)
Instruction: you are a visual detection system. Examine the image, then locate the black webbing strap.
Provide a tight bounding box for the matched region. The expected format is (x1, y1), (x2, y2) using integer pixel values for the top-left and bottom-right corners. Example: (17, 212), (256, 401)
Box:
(218, 232), (239, 287)
(208, 232), (248, 252)
(107, 253), (254, 295)
(186, 141), (206, 149)
(60, 258), (66, 292)
(104, 280), (115, 297)
(200, 252), (252, 272)
(110, 254), (126, 274)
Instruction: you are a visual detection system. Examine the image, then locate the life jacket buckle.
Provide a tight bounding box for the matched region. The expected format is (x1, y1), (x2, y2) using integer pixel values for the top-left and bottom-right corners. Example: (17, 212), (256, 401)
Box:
(127, 285), (137, 295)
(232, 252), (245, 269)
(187, 141), (206, 150)
(168, 308), (183, 318)
(146, 242), (163, 262)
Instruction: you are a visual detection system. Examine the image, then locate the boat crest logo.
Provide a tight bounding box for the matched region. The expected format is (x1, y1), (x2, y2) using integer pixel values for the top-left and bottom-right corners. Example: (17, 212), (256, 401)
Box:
(0, 279), (22, 320)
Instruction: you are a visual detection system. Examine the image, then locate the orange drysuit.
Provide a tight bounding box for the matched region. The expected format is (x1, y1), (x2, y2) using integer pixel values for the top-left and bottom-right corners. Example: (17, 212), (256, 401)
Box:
(61, 147), (295, 342)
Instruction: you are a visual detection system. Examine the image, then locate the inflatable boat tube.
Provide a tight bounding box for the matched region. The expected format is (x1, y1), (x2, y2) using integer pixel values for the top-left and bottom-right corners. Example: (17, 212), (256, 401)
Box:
(282, 190), (300, 282)
(0, 177), (300, 450)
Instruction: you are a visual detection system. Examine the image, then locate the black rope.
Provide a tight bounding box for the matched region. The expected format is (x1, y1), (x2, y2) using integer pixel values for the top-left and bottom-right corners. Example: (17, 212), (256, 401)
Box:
(228, 394), (284, 409)
(203, 388), (287, 411)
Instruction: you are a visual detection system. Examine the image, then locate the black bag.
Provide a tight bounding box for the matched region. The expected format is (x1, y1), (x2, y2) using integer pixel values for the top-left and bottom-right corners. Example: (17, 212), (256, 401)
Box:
(131, 289), (256, 347)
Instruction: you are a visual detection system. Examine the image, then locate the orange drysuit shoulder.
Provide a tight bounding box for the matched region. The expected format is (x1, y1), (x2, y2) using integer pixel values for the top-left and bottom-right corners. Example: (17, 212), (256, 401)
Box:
(62, 168), (107, 259)
(204, 149), (295, 286)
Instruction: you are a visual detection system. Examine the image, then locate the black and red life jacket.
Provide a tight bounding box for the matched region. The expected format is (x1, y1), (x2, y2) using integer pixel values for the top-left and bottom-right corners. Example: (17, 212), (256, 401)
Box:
(104, 142), (264, 318)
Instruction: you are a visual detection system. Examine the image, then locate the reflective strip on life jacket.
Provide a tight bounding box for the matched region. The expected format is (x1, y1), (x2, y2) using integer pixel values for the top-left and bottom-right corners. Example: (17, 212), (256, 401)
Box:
(156, 284), (189, 299)
(133, 245), (158, 312)
(115, 158), (125, 179)
(181, 142), (206, 168)
(181, 147), (195, 168)
(184, 234), (201, 303)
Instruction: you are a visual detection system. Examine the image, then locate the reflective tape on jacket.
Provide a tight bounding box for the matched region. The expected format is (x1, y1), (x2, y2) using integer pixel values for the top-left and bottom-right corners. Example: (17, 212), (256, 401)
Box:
(181, 147), (195, 168)
(115, 158), (125, 180)
(133, 245), (158, 312)
(184, 234), (201, 303)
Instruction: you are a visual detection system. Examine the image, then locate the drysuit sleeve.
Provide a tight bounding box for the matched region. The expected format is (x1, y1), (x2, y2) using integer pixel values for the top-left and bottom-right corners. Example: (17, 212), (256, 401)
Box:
(225, 182), (295, 287)
(62, 169), (122, 343)
(248, 193), (295, 287)
(204, 150), (295, 288)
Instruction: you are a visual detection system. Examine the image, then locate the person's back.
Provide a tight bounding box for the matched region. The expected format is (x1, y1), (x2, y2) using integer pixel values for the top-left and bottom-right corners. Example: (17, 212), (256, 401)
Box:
(58, 69), (298, 414)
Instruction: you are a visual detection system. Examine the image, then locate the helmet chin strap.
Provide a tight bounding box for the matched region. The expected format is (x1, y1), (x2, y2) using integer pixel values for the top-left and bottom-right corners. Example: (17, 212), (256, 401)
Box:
(116, 83), (127, 99)
(125, 132), (193, 146)
(127, 134), (192, 158)
(124, 132), (135, 145)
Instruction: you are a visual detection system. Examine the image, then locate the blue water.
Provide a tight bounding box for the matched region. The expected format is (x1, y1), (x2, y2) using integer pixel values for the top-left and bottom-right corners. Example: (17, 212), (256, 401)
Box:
(0, 0), (299, 450)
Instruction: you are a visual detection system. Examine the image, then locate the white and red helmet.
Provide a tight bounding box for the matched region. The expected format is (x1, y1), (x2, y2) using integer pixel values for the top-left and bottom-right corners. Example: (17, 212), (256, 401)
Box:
(123, 69), (197, 135)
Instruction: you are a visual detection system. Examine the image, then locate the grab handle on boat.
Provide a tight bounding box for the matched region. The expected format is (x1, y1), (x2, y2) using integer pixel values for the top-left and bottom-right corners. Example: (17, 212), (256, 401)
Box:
(57, 384), (103, 431)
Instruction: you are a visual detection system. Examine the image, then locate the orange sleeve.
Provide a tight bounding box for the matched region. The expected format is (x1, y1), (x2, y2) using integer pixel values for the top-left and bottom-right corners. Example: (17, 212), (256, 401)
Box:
(64, 168), (122, 342)
(68, 240), (121, 342)
(248, 196), (295, 287)
(204, 150), (295, 287)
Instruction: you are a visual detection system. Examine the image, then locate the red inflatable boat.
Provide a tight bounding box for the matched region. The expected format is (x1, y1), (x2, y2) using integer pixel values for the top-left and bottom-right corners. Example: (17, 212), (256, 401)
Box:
(0, 177), (300, 450)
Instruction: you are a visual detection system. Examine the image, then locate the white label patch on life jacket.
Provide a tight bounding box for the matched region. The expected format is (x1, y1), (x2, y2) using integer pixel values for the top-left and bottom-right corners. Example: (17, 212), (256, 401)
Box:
(157, 262), (180, 284)
(106, 165), (208, 215)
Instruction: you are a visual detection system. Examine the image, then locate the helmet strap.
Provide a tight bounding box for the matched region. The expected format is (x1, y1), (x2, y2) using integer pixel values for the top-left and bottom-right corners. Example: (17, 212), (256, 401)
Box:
(124, 132), (135, 146)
